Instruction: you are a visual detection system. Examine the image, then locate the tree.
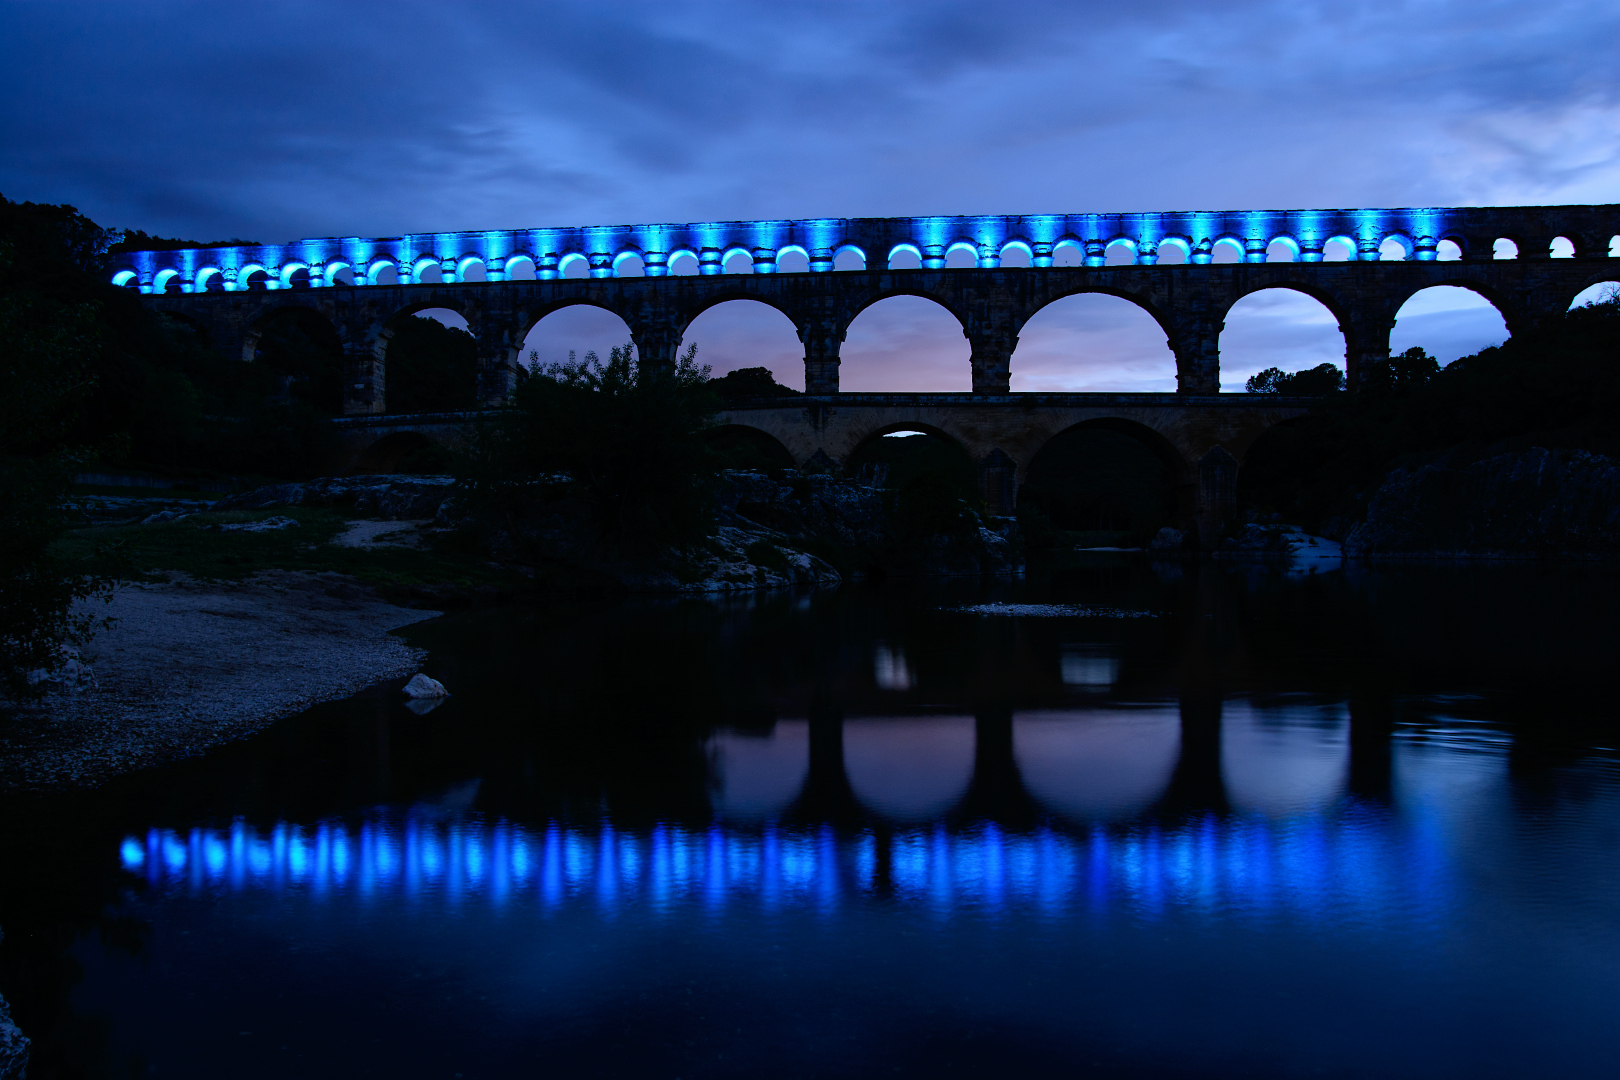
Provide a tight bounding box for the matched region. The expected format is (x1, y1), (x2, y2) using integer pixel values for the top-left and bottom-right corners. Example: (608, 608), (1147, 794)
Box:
(462, 342), (723, 554)
(384, 315), (479, 413)
(0, 244), (116, 699)
(1245, 363), (1346, 394)
(708, 366), (801, 402)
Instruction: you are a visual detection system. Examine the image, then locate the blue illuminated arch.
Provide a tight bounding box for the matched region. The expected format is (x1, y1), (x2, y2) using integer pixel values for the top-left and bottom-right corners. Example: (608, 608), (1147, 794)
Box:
(110, 268), (139, 288)
(722, 246), (755, 274)
(999, 240), (1034, 263)
(555, 252), (589, 279)
(833, 243), (867, 270)
(775, 244), (810, 273)
(324, 260), (354, 286)
(1157, 236), (1191, 262)
(1266, 235), (1301, 261)
(886, 243), (923, 270)
(411, 255), (443, 281)
(1211, 237), (1245, 263)
(279, 261), (310, 289)
(152, 268), (181, 293)
(364, 257), (396, 285)
(455, 254), (486, 281)
(1052, 238), (1084, 265)
(944, 240), (980, 267)
(612, 250), (646, 277)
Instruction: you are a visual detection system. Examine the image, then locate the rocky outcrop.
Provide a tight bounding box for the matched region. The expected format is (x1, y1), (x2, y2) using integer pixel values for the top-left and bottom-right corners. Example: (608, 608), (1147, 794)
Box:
(0, 934), (29, 1080)
(1344, 448), (1620, 557)
(215, 475), (455, 520)
(1220, 524), (1342, 559)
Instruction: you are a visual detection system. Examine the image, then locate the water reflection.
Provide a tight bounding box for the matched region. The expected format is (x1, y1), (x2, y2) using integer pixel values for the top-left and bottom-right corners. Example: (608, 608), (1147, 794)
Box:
(844, 717), (977, 822)
(1014, 710), (1181, 821)
(118, 808), (1447, 921)
(1059, 645), (1120, 689)
(1222, 701), (1350, 817)
(708, 721), (809, 821)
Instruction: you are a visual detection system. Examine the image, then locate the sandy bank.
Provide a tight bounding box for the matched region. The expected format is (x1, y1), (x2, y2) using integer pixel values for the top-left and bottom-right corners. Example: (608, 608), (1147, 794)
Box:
(0, 571), (440, 791)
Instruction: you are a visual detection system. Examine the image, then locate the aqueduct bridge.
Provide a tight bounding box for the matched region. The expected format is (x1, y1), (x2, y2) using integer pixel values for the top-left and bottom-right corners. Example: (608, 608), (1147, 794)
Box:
(125, 203), (1619, 523)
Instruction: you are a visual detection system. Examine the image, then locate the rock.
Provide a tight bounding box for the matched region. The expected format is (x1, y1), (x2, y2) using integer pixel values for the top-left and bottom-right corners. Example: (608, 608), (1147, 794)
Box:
(0, 946), (28, 1080)
(1149, 527), (1186, 551)
(403, 673), (449, 698)
(1219, 523), (1341, 559)
(1345, 448), (1620, 557)
(215, 476), (456, 520)
(218, 515), (300, 533)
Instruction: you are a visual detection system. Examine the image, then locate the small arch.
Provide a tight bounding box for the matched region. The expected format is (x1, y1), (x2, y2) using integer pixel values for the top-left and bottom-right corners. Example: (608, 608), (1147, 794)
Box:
(244, 269), (272, 291)
(834, 245), (866, 272)
(367, 258), (398, 286)
(723, 249), (754, 274)
(1219, 287), (1346, 393)
(412, 256), (443, 283)
(776, 246), (810, 274)
(840, 294), (970, 392)
(286, 267), (312, 290)
(1379, 236), (1410, 261)
(1569, 281), (1620, 309)
(1437, 239), (1463, 262)
(111, 269), (139, 289)
(705, 424), (797, 472)
(998, 241), (1032, 268)
(507, 255), (538, 280)
(153, 268), (182, 294)
(1156, 238), (1189, 265)
(613, 251), (645, 277)
(1210, 237), (1243, 264)
(1610, 235), (1620, 258)
(680, 299), (806, 392)
(1018, 419), (1184, 544)
(1104, 239), (1136, 266)
(456, 255), (487, 282)
(196, 267), (224, 293)
(944, 242), (978, 269)
(1550, 236), (1576, 259)
(1011, 292), (1177, 393)
(1493, 238), (1518, 260)
(887, 244), (923, 270)
(669, 250), (700, 276)
(1265, 238), (1299, 262)
(521, 302), (636, 372)
(1391, 285), (1509, 364)
(277, 262), (310, 289)
(330, 265), (355, 287)
(1052, 239), (1084, 267)
(1322, 237), (1354, 262)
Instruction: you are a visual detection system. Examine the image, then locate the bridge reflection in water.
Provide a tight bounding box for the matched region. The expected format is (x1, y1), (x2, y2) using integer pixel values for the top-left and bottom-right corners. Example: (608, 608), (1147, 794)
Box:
(120, 804), (1446, 923)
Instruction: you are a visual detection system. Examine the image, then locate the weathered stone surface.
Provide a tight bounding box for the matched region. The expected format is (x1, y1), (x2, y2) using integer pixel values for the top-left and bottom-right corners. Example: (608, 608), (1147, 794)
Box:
(1345, 448), (1620, 557)
(216, 476), (456, 520)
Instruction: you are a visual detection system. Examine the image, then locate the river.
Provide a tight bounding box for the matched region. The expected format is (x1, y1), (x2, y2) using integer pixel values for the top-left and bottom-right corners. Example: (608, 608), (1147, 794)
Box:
(3, 555), (1619, 1078)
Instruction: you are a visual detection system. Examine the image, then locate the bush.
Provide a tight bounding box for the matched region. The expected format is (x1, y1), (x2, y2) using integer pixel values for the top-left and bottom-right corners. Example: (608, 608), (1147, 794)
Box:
(1246, 362), (1346, 394)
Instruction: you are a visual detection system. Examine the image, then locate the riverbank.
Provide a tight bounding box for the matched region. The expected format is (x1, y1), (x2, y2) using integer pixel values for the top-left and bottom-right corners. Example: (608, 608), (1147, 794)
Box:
(0, 571), (438, 792)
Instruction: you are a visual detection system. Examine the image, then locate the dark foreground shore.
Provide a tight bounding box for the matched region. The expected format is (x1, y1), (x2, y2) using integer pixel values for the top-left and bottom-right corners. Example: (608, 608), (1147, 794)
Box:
(0, 571), (439, 792)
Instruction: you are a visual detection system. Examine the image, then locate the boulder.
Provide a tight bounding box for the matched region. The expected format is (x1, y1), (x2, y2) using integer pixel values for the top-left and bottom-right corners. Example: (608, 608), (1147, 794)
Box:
(403, 673), (449, 698)
(215, 476), (457, 520)
(218, 515), (299, 533)
(1149, 527), (1186, 551)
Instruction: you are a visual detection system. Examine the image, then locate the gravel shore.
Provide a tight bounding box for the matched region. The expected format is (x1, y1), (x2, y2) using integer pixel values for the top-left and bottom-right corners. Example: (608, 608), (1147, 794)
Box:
(0, 571), (440, 791)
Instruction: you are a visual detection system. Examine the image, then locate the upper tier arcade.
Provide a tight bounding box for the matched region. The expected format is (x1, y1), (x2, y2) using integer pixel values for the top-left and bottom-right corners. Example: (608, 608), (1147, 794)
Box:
(107, 204), (1620, 295)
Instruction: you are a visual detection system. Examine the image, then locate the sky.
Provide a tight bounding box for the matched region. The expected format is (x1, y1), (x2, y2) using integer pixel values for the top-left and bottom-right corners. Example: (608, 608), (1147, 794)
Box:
(4, 0), (1618, 391)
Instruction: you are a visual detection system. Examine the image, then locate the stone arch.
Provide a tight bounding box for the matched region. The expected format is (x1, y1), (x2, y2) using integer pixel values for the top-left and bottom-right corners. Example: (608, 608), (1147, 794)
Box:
(1104, 238), (1137, 265)
(1436, 239), (1463, 262)
(1265, 237), (1299, 262)
(705, 423), (796, 471)
(1019, 417), (1189, 540)
(998, 241), (1033, 267)
(679, 296), (806, 392)
(776, 245), (810, 274)
(411, 255), (443, 283)
(456, 254), (487, 282)
(1549, 236), (1576, 259)
(1569, 279), (1620, 309)
(1390, 277), (1518, 337)
(1218, 284), (1349, 393)
(833, 244), (866, 271)
(1156, 237), (1190, 265)
(1210, 237), (1244, 264)
(1052, 238), (1084, 266)
(110, 268), (139, 289)
(1379, 235), (1411, 261)
(838, 291), (971, 393)
(721, 247), (754, 274)
(195, 266), (225, 293)
(1493, 237), (1520, 260)
(1322, 237), (1355, 262)
(365, 257), (397, 286)
(242, 302), (347, 413)
(520, 299), (636, 372)
(612, 250), (645, 277)
(668, 249), (700, 276)
(1010, 289), (1178, 393)
(843, 423), (979, 506)
(153, 268), (184, 294)
(944, 241), (978, 269)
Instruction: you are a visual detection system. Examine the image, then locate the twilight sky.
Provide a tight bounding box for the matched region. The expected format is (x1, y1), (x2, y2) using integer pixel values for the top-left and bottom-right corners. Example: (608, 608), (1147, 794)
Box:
(5, 0), (1617, 391)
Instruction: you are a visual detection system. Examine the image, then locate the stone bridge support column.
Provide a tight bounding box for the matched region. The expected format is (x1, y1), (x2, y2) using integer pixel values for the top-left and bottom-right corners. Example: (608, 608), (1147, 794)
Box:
(1165, 313), (1222, 394)
(629, 318), (682, 370)
(965, 302), (1018, 395)
(1341, 305), (1396, 391)
(474, 318), (522, 405)
(800, 320), (844, 395)
(1196, 445), (1238, 547)
(977, 448), (1018, 514)
(339, 324), (386, 416)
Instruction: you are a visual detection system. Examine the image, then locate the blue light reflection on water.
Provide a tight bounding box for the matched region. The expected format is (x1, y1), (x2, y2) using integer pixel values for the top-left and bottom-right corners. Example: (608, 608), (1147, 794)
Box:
(118, 807), (1447, 925)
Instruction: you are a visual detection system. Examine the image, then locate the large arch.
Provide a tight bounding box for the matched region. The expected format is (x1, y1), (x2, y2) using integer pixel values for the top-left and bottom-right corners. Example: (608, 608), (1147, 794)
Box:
(354, 431), (453, 474)
(679, 298), (806, 391)
(1018, 417), (1188, 543)
(705, 423), (797, 472)
(1009, 292), (1178, 393)
(1390, 285), (1510, 364)
(243, 303), (346, 414)
(520, 301), (637, 372)
(843, 424), (977, 496)
(838, 293), (970, 392)
(1218, 286), (1347, 393)
(380, 308), (479, 414)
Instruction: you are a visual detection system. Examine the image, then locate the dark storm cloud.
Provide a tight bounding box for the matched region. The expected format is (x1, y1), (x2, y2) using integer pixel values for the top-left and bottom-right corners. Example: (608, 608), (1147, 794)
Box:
(4, 0), (1617, 244)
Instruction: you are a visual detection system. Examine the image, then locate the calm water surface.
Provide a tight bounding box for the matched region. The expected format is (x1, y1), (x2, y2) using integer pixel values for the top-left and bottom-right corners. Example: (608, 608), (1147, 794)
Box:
(4, 557), (1620, 1079)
